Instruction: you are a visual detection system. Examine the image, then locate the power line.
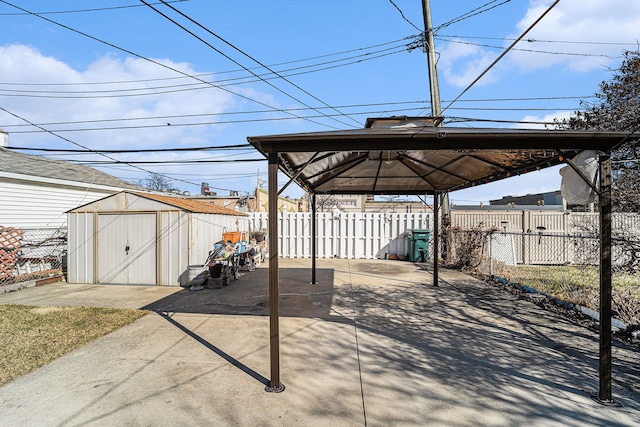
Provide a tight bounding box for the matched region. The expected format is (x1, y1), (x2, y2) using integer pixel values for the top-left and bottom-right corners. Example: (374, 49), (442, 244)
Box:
(444, 116), (558, 126)
(436, 34), (639, 47)
(0, 36), (413, 88)
(1, 97), (592, 132)
(72, 158), (265, 165)
(0, 46), (408, 100)
(143, 0), (360, 128)
(0, 1), (341, 131)
(0, 105), (195, 187)
(0, 0), (188, 15)
(3, 102), (586, 134)
(441, 0), (561, 114)
(434, 0), (512, 33)
(0, 109), (410, 134)
(435, 37), (616, 59)
(5, 144), (251, 153)
(0, 101), (427, 129)
(388, 0), (421, 32)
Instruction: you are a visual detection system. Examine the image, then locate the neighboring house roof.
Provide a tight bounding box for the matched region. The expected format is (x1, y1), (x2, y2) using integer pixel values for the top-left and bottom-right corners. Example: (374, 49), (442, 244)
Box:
(131, 192), (248, 216)
(0, 148), (141, 189)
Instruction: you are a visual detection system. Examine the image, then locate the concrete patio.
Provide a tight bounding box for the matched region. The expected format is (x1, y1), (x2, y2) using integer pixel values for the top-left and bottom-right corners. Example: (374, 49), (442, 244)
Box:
(0, 258), (639, 426)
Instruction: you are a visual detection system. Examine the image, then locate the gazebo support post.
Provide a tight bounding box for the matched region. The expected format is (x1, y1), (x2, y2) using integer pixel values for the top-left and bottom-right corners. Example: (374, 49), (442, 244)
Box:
(266, 152), (284, 393)
(433, 191), (439, 286)
(311, 193), (317, 284)
(599, 154), (612, 402)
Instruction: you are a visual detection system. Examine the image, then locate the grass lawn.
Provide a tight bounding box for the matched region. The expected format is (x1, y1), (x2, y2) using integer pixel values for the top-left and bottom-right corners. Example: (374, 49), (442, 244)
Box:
(514, 265), (639, 295)
(0, 304), (147, 386)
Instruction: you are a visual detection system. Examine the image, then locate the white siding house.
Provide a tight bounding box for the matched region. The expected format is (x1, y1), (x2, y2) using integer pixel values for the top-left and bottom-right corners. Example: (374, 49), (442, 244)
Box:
(0, 132), (143, 229)
(66, 191), (249, 286)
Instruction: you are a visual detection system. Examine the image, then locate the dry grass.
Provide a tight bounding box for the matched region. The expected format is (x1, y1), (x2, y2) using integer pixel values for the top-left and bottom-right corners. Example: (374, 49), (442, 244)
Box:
(0, 304), (147, 386)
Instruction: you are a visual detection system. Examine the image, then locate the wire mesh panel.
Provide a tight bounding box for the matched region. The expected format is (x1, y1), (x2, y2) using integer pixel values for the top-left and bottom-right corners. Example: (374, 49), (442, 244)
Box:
(445, 227), (640, 329)
(0, 227), (66, 287)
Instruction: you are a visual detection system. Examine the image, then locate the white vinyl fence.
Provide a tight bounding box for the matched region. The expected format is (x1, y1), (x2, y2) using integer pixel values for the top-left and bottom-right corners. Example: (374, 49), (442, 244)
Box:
(250, 210), (640, 263)
(450, 210), (640, 266)
(450, 210), (640, 236)
(250, 212), (432, 259)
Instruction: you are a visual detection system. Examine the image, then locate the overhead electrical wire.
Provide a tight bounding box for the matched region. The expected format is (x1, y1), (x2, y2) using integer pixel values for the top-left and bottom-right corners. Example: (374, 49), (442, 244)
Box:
(0, 0), (188, 15)
(444, 116), (559, 126)
(6, 143), (251, 153)
(1, 96), (591, 133)
(440, 0), (561, 114)
(71, 158), (264, 166)
(3, 102), (589, 135)
(436, 34), (640, 47)
(0, 45), (409, 99)
(387, 0), (421, 32)
(142, 0), (360, 128)
(434, 0), (512, 33)
(0, 101), (428, 130)
(0, 36), (414, 88)
(0, 1), (608, 189)
(0, 105), (195, 186)
(435, 37), (616, 59)
(0, 107), (422, 134)
(0, 1), (340, 131)
(0, 105), (260, 193)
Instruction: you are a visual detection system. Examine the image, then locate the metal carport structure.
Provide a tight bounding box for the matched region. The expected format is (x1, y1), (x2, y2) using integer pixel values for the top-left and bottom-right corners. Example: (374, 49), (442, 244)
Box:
(248, 117), (629, 401)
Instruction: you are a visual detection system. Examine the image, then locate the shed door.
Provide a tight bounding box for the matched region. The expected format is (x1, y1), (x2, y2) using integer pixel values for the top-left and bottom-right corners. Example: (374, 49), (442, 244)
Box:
(97, 213), (157, 285)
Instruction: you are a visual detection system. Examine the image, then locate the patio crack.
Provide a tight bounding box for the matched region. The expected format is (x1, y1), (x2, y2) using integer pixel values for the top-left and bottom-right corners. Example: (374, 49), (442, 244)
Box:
(347, 258), (368, 427)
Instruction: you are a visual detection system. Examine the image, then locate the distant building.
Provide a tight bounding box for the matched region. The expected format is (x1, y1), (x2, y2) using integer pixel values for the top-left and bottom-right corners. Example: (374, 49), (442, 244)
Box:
(189, 187), (306, 213)
(315, 194), (431, 213)
(490, 190), (563, 207)
(447, 190), (593, 212)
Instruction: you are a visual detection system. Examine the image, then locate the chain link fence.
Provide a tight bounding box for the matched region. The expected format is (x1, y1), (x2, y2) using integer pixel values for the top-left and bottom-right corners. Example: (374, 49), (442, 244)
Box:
(0, 227), (67, 288)
(443, 224), (640, 329)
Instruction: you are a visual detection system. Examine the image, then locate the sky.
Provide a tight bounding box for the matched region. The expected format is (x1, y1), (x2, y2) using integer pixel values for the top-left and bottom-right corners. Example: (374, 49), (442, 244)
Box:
(1, 0), (639, 205)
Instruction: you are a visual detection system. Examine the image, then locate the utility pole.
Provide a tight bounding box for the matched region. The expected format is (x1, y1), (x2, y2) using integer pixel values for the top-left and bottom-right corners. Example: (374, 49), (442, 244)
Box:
(422, 0), (442, 118)
(422, 0), (447, 285)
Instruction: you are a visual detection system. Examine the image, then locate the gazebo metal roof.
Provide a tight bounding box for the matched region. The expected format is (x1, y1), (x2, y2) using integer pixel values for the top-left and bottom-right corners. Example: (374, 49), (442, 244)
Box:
(248, 117), (627, 196)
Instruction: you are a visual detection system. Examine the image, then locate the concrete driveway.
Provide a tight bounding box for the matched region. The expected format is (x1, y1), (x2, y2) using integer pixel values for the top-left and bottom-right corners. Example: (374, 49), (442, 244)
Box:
(1, 258), (639, 426)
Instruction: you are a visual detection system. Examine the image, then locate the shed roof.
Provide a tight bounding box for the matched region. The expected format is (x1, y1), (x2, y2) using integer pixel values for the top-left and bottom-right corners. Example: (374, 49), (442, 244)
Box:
(0, 148), (141, 189)
(248, 118), (629, 195)
(68, 191), (249, 216)
(132, 192), (247, 216)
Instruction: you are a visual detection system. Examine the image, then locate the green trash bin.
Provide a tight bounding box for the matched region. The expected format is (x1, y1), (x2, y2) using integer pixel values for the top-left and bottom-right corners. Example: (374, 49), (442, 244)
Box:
(407, 229), (430, 262)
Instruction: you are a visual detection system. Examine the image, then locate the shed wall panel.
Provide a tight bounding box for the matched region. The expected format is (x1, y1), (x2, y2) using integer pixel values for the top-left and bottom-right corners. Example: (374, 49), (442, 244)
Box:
(190, 213), (249, 265)
(159, 211), (189, 286)
(67, 212), (95, 284)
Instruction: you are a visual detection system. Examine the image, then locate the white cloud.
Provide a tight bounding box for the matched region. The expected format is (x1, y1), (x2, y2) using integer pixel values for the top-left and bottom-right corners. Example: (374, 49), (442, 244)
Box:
(0, 44), (237, 150)
(512, 111), (573, 129)
(509, 0), (640, 72)
(438, 38), (501, 87)
(437, 0), (640, 88)
(0, 44), (273, 192)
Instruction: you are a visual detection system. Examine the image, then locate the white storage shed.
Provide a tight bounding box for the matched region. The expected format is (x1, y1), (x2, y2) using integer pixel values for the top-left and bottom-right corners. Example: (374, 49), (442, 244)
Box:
(66, 191), (249, 286)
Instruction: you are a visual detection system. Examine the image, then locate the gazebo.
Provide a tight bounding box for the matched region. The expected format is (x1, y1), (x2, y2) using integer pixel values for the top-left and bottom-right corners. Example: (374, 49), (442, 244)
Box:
(248, 117), (629, 402)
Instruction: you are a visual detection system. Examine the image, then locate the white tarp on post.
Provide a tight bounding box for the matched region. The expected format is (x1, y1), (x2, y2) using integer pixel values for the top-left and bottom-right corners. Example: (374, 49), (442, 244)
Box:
(560, 150), (598, 205)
